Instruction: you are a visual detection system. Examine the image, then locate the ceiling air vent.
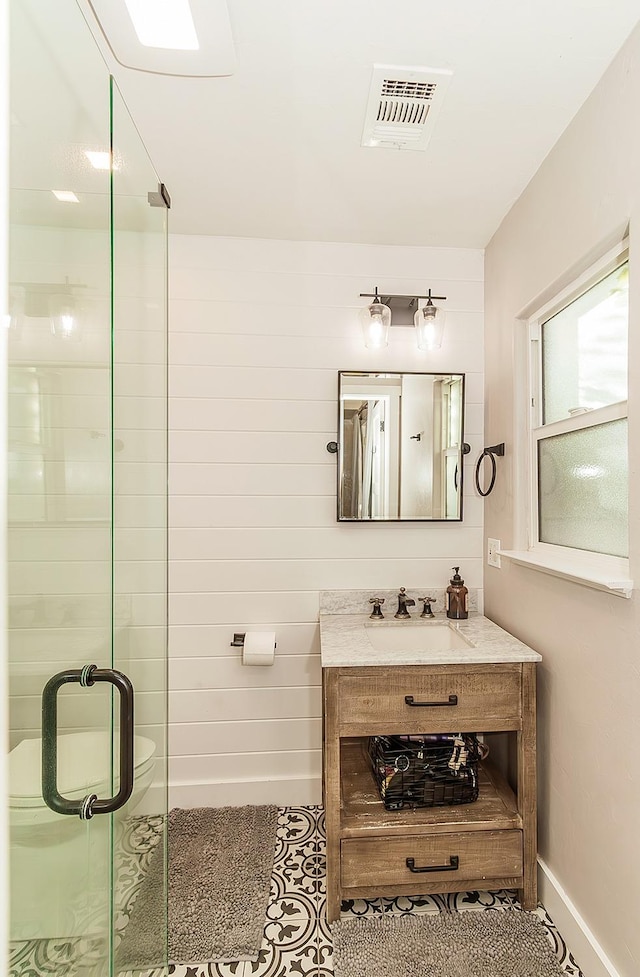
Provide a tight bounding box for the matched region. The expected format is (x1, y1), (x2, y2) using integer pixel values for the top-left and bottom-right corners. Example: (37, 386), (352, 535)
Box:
(362, 65), (453, 151)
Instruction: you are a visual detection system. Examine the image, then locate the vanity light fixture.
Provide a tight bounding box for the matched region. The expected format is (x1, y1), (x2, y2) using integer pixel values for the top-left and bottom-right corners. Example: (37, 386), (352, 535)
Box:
(359, 286), (447, 350)
(9, 280), (85, 340)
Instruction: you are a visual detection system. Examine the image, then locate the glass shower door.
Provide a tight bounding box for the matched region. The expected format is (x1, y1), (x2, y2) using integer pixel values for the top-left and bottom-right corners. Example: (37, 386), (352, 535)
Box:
(7, 1), (168, 974)
(8, 0), (114, 967)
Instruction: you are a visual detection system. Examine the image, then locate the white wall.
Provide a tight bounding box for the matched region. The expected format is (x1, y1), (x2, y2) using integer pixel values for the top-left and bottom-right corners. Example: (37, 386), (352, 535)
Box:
(484, 23), (640, 977)
(169, 235), (484, 806)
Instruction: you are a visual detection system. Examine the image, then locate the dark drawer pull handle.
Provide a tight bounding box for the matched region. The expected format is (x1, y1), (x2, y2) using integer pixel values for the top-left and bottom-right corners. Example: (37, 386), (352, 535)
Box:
(406, 855), (459, 873)
(404, 694), (458, 707)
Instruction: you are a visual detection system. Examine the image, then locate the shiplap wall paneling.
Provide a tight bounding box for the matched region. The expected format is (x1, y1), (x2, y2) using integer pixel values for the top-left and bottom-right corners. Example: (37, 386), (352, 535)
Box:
(168, 235), (484, 806)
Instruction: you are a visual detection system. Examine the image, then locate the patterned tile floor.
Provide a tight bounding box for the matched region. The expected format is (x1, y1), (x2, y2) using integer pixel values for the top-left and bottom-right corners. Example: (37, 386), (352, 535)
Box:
(10, 806), (585, 977)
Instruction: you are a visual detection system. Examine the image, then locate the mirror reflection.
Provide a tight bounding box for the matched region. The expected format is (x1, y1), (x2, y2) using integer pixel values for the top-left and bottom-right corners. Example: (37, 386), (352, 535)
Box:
(338, 371), (465, 521)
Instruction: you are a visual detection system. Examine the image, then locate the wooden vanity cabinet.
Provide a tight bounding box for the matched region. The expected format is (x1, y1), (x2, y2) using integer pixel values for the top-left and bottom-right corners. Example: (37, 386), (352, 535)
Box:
(322, 661), (537, 922)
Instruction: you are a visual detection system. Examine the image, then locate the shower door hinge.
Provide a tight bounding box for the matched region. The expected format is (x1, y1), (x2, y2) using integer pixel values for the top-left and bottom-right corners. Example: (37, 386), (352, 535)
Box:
(148, 183), (171, 209)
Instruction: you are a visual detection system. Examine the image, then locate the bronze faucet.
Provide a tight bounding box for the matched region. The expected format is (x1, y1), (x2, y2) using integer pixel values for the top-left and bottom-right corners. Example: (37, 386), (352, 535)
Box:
(394, 587), (415, 619)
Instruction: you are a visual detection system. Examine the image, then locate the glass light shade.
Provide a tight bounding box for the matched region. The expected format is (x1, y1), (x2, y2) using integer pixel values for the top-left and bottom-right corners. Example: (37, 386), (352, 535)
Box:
(360, 300), (391, 348)
(50, 299), (81, 341)
(414, 302), (445, 350)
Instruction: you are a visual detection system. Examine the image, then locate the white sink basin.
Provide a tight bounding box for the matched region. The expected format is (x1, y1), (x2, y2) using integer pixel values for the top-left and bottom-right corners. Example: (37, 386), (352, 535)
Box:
(365, 622), (474, 652)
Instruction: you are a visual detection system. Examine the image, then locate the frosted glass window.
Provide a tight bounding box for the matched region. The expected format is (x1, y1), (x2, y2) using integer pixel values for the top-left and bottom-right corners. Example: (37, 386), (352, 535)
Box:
(542, 262), (628, 425)
(538, 419), (628, 557)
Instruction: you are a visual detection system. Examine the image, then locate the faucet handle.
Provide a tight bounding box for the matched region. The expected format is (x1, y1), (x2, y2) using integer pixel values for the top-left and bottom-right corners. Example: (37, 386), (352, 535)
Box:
(369, 597), (385, 619)
(418, 596), (436, 618)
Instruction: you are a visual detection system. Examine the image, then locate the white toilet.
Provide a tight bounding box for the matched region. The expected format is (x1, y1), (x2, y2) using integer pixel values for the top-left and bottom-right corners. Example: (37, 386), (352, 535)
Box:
(9, 730), (157, 940)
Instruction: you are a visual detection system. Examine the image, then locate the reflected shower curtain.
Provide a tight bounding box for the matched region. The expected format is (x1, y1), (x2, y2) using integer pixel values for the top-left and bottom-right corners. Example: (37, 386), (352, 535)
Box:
(342, 403), (374, 518)
(347, 404), (370, 518)
(360, 403), (374, 518)
(350, 409), (364, 517)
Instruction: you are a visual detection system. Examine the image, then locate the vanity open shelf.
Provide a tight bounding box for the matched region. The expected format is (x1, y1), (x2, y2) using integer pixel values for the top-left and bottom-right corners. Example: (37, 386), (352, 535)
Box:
(340, 739), (520, 838)
(320, 612), (541, 922)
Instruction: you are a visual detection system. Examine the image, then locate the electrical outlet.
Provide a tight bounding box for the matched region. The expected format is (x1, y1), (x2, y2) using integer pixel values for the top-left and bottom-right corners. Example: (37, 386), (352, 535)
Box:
(487, 538), (501, 569)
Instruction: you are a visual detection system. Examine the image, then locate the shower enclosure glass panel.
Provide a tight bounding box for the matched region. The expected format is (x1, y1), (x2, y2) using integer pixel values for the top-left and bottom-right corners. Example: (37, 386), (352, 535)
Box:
(111, 78), (169, 968)
(7, 1), (168, 974)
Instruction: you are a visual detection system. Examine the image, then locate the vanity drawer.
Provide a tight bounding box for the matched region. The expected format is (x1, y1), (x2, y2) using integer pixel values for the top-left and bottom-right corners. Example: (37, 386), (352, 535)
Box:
(337, 664), (522, 732)
(341, 829), (523, 889)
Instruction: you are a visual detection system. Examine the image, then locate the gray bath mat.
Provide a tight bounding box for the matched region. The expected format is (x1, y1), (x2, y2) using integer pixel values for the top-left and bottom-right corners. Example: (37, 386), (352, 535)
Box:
(331, 909), (566, 977)
(116, 804), (278, 970)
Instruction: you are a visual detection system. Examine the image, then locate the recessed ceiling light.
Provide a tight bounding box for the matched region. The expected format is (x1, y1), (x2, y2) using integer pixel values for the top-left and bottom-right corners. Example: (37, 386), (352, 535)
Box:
(87, 0), (235, 77)
(52, 190), (80, 203)
(85, 150), (113, 170)
(124, 0), (199, 50)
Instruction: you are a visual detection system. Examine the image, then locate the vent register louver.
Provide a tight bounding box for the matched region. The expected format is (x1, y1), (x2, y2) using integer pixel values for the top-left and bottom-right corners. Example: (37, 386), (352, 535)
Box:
(362, 65), (453, 151)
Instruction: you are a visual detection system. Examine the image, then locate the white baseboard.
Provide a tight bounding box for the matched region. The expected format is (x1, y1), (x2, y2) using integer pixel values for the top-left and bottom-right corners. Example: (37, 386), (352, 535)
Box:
(130, 783), (168, 817)
(169, 777), (322, 810)
(538, 858), (622, 977)
(128, 776), (322, 816)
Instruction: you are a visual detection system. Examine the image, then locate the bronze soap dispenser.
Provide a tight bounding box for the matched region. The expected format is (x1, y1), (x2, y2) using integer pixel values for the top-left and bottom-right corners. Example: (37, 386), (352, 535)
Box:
(446, 566), (468, 620)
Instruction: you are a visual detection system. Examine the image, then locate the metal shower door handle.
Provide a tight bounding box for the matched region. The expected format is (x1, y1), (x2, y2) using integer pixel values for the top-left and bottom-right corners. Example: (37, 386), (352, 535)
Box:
(42, 665), (135, 820)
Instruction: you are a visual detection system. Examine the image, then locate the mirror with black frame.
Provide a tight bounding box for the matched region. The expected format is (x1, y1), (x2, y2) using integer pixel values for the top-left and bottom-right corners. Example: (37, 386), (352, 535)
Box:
(337, 371), (465, 521)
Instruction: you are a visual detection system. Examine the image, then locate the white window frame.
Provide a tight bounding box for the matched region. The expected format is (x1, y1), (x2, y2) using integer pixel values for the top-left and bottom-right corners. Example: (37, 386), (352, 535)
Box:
(501, 238), (633, 598)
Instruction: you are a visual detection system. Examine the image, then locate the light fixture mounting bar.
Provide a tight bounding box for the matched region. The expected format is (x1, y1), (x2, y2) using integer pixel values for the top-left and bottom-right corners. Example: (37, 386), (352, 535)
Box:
(359, 292), (447, 301)
(11, 281), (88, 293)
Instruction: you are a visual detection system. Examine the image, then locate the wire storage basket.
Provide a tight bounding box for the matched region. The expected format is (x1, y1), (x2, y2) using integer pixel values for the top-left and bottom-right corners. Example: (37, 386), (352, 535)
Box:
(368, 733), (482, 811)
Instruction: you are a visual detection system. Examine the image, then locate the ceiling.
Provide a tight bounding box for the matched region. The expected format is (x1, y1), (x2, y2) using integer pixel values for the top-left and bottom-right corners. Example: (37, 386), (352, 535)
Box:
(79, 0), (640, 248)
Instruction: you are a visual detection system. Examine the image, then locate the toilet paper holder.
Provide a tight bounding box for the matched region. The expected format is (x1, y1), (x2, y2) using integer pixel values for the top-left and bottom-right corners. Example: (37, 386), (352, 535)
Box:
(230, 632), (277, 649)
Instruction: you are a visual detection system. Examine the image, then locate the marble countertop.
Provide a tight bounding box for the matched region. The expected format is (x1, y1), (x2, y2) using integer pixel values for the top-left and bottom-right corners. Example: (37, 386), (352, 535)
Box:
(320, 611), (542, 667)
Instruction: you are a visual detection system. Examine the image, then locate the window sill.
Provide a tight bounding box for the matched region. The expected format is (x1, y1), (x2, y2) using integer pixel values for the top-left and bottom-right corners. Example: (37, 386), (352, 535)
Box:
(499, 549), (633, 599)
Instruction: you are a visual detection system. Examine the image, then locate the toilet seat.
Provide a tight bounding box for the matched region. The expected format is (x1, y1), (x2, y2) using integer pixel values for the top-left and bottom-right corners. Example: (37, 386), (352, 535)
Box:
(9, 731), (156, 812)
